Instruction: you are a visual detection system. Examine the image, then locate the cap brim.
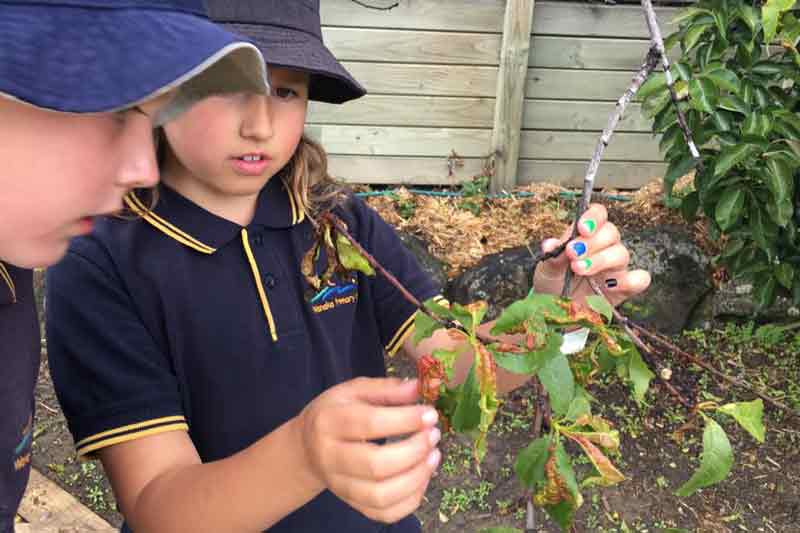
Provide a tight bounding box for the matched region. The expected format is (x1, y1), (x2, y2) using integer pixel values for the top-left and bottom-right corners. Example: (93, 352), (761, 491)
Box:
(222, 22), (366, 104)
(0, 5), (268, 113)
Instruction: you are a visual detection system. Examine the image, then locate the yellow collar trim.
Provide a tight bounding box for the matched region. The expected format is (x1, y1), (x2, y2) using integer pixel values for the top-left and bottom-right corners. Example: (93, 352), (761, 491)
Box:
(285, 186), (306, 225)
(125, 193), (217, 255)
(0, 262), (16, 304)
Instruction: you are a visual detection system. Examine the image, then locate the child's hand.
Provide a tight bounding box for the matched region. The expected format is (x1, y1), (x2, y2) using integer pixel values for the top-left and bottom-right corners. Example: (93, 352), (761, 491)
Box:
(295, 377), (441, 524)
(533, 203), (651, 307)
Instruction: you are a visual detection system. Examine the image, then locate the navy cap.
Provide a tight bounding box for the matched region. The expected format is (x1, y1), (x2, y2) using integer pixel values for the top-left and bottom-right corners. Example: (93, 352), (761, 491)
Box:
(0, 0), (269, 113)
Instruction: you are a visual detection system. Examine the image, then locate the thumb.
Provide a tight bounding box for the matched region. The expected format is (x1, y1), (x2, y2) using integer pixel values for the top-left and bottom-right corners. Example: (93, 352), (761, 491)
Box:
(536, 237), (570, 278)
(347, 377), (421, 407)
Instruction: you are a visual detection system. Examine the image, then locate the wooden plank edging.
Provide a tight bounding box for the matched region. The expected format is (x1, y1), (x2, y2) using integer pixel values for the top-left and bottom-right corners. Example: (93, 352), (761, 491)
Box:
(17, 468), (115, 533)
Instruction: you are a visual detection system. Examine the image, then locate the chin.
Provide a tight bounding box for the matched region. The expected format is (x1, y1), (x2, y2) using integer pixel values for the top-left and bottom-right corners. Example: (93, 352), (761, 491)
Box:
(5, 240), (71, 269)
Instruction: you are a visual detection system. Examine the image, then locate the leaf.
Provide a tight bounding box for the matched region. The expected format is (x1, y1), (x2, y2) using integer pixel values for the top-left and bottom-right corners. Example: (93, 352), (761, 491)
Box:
(766, 157), (795, 203)
(664, 155), (698, 206)
(741, 112), (771, 137)
(537, 353), (575, 417)
(515, 436), (550, 489)
(675, 418), (734, 496)
(672, 7), (713, 25)
(681, 190), (701, 221)
(543, 443), (583, 530)
(637, 72), (667, 101)
(689, 77), (719, 113)
(715, 188), (746, 230)
(449, 301), (477, 332)
(335, 233), (375, 276)
(432, 347), (462, 381)
(586, 295), (613, 322)
(474, 343), (499, 466)
(675, 61), (693, 82)
(490, 332), (562, 375)
(718, 399), (766, 443)
(684, 23), (713, 52)
(775, 262), (795, 289)
(565, 387), (593, 421)
(766, 199), (794, 227)
(628, 348), (655, 403)
(413, 312), (441, 345)
(714, 144), (757, 177)
(763, 0), (797, 44)
(702, 68), (741, 93)
(490, 293), (565, 336)
(567, 434), (625, 487)
(451, 363), (481, 432)
(718, 95), (749, 114)
(738, 4), (760, 31)
(753, 274), (777, 309)
(750, 205), (779, 254)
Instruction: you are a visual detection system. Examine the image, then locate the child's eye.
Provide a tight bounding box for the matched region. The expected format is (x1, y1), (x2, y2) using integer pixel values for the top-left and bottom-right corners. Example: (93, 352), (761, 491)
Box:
(272, 87), (298, 100)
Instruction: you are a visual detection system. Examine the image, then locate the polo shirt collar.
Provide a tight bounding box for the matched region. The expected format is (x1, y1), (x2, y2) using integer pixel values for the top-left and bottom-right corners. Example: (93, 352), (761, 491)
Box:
(0, 262), (16, 305)
(125, 175), (306, 254)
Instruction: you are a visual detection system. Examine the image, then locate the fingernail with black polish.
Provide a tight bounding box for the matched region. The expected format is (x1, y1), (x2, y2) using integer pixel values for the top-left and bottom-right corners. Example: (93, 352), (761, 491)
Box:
(605, 278), (618, 289)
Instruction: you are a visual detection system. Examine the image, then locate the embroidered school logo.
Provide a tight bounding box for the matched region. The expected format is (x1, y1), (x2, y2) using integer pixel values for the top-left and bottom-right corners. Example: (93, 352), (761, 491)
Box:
(13, 415), (32, 472)
(310, 282), (358, 314)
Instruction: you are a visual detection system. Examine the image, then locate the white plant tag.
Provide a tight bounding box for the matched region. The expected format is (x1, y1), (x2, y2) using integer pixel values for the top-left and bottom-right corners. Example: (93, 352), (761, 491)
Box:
(560, 328), (590, 355)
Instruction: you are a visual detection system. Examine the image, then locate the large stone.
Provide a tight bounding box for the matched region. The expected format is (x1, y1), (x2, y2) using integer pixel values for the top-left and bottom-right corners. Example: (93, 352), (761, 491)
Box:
(446, 246), (534, 320)
(397, 232), (449, 292)
(690, 279), (800, 325)
(623, 225), (712, 333)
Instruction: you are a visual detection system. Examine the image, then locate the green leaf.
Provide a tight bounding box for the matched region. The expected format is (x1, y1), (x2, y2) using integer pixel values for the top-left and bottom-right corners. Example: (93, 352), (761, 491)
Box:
(767, 199), (794, 227)
(681, 190), (701, 221)
(514, 436), (550, 489)
(750, 205), (779, 254)
(684, 23), (714, 52)
(638, 72), (667, 101)
(565, 393), (592, 422)
(413, 312), (440, 345)
(741, 112), (771, 137)
(336, 233), (376, 276)
(432, 347), (462, 381)
(689, 77), (719, 113)
(753, 274), (777, 308)
(763, 0), (797, 44)
(537, 353), (575, 417)
(586, 295), (613, 322)
(702, 68), (741, 93)
(715, 188), (746, 230)
(452, 363), (482, 432)
(672, 7), (713, 25)
(664, 155), (699, 203)
(490, 332), (562, 375)
(775, 262), (795, 289)
(449, 301), (476, 332)
(718, 399), (766, 443)
(675, 418), (734, 497)
(627, 348), (655, 403)
(663, 30), (684, 52)
(675, 62), (693, 82)
(714, 144), (757, 177)
(738, 4), (760, 31)
(711, 110), (732, 132)
(766, 157), (795, 203)
(718, 95), (749, 114)
(490, 293), (565, 336)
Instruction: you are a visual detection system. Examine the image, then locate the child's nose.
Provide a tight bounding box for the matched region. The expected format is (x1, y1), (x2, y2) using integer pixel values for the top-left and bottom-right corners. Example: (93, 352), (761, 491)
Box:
(240, 94), (273, 141)
(115, 114), (159, 190)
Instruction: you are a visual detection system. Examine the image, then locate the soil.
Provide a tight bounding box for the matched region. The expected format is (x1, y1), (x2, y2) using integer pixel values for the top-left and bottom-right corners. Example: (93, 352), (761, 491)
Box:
(30, 184), (800, 532)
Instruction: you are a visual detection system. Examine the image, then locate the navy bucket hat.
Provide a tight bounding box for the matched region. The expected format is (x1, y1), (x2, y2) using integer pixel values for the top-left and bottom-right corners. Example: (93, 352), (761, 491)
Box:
(0, 0), (269, 113)
(209, 0), (366, 104)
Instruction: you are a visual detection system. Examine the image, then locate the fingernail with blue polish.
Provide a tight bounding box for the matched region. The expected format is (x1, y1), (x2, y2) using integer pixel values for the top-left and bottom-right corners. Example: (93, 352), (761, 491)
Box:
(572, 242), (587, 257)
(606, 278), (618, 289)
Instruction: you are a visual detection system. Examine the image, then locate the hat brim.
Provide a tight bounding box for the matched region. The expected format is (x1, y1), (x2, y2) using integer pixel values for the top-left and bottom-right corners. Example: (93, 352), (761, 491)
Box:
(222, 23), (366, 104)
(0, 5), (268, 113)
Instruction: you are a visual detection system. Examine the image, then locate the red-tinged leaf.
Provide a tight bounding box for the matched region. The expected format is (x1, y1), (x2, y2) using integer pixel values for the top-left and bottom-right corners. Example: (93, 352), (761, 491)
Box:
(533, 443), (583, 530)
(417, 354), (445, 404)
(566, 434), (625, 487)
(473, 343), (500, 468)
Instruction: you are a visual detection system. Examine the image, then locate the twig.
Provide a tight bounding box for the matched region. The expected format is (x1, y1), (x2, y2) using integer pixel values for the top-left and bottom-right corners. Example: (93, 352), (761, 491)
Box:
(350, 0), (399, 10)
(640, 0), (704, 169)
(561, 47), (661, 298)
(587, 279), (693, 408)
(628, 322), (800, 419)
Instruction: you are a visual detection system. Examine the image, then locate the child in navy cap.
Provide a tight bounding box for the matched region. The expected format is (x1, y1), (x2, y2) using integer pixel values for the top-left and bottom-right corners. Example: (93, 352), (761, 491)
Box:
(0, 1), (267, 530)
(46, 1), (652, 531)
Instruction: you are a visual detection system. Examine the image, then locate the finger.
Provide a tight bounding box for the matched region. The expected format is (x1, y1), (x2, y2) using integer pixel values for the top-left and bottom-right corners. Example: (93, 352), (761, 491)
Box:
(346, 377), (423, 407)
(571, 243), (630, 278)
(597, 269), (651, 306)
(576, 203), (608, 238)
(335, 427), (441, 481)
(331, 402), (439, 442)
(563, 222), (620, 263)
(336, 448), (440, 523)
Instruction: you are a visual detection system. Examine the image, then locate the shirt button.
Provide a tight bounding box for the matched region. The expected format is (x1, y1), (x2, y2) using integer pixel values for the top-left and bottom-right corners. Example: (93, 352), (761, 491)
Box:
(264, 274), (277, 289)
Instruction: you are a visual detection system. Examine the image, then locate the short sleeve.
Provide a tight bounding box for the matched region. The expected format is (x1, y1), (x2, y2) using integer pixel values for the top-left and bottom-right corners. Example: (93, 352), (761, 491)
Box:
(344, 197), (442, 356)
(46, 240), (187, 457)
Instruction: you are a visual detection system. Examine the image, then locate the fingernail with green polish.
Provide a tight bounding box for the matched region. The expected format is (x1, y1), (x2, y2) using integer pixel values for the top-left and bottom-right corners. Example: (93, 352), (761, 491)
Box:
(583, 219), (597, 233)
(579, 259), (592, 271)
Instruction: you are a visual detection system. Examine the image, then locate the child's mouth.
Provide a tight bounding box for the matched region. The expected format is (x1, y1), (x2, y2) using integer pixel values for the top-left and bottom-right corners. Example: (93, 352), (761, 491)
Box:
(231, 154), (269, 176)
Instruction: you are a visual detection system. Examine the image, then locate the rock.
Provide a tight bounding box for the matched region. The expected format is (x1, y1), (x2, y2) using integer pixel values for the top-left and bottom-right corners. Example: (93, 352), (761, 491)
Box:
(623, 226), (712, 334)
(446, 246), (534, 320)
(691, 279), (800, 324)
(397, 232), (448, 291)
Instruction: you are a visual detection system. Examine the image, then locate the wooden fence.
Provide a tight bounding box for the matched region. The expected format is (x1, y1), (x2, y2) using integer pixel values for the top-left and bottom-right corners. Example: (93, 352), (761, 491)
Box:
(308, 0), (688, 190)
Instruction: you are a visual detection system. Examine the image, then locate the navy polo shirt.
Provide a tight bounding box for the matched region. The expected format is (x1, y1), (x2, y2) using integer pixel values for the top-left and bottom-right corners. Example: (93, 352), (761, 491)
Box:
(46, 177), (440, 532)
(0, 263), (39, 533)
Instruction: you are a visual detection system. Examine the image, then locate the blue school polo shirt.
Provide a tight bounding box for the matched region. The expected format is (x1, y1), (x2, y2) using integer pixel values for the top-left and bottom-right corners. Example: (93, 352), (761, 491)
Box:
(0, 263), (39, 533)
(46, 177), (440, 532)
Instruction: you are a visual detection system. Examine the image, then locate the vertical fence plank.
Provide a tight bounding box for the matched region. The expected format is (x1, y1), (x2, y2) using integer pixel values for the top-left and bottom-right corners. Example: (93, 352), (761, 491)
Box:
(490, 0), (536, 193)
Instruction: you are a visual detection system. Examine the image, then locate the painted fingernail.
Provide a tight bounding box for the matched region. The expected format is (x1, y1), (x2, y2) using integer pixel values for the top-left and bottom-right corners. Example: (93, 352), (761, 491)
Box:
(427, 448), (441, 469)
(429, 427), (441, 446)
(579, 259), (593, 272)
(572, 242), (587, 257)
(606, 278), (619, 289)
(583, 219), (597, 234)
(422, 409), (439, 426)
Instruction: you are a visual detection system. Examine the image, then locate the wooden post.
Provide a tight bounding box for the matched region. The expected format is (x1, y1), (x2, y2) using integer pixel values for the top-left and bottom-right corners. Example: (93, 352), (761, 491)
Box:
(490, 0), (536, 194)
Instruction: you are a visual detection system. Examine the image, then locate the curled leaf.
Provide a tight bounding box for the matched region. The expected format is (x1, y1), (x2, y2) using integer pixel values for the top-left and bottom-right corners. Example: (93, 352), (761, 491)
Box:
(417, 354), (446, 403)
(567, 433), (625, 487)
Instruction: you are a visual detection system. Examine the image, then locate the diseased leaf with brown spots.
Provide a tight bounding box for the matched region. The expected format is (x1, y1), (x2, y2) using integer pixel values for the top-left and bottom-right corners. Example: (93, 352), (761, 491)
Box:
(566, 434), (625, 487)
(473, 342), (499, 469)
(301, 240), (322, 290)
(417, 354), (446, 403)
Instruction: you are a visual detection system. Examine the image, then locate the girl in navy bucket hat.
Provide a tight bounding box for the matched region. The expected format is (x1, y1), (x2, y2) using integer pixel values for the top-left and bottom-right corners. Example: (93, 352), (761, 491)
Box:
(45, 1), (651, 531)
(0, 1), (267, 531)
